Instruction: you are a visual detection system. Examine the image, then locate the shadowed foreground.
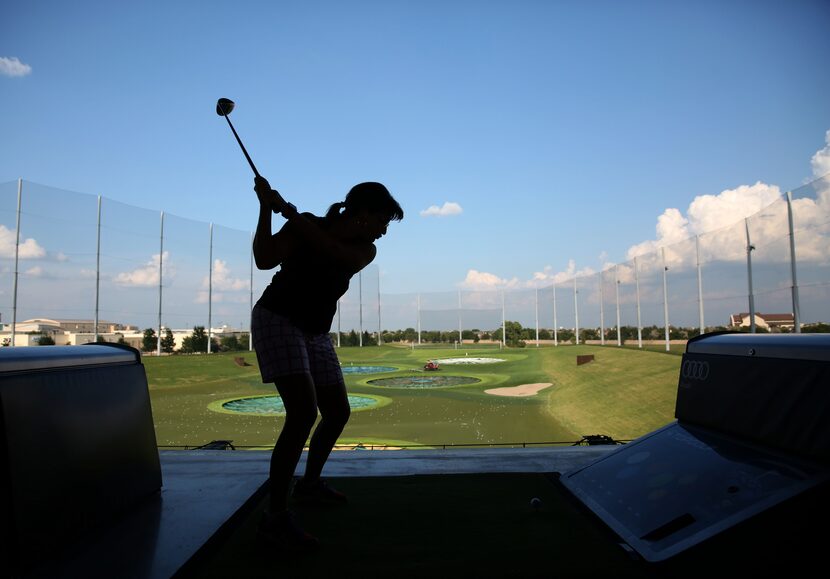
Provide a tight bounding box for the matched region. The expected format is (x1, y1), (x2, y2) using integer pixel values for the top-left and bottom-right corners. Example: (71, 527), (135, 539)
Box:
(177, 472), (827, 578)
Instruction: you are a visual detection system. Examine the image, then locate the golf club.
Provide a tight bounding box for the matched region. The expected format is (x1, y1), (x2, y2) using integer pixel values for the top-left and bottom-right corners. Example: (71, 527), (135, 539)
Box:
(217, 97), (288, 214)
(216, 97), (260, 177)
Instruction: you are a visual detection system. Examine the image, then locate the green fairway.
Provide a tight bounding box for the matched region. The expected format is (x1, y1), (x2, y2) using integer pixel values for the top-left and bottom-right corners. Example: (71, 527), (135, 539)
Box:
(540, 345), (681, 440)
(144, 344), (681, 448)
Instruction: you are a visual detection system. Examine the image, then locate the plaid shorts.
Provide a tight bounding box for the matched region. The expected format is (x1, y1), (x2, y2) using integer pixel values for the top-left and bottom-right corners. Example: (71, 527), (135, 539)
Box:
(251, 304), (344, 387)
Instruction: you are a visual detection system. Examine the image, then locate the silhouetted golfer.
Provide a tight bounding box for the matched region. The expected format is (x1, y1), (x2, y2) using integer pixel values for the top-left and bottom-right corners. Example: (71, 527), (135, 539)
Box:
(251, 175), (403, 550)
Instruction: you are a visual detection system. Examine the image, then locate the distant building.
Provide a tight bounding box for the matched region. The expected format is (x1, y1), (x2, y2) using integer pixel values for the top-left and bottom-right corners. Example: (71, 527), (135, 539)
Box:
(729, 313), (795, 331)
(0, 318), (140, 348)
(0, 318), (248, 351)
(38, 318), (138, 333)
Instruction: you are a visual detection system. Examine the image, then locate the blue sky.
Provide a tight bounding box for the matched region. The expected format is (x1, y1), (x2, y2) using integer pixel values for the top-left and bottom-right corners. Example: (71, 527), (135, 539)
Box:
(2, 0), (829, 297)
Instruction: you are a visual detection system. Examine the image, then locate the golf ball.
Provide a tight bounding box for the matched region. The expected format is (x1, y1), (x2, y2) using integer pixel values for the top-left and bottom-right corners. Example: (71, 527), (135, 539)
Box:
(530, 497), (542, 510)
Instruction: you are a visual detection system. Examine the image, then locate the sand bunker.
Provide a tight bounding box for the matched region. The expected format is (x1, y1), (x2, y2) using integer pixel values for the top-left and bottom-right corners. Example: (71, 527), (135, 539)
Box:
(436, 357), (505, 364)
(485, 383), (553, 397)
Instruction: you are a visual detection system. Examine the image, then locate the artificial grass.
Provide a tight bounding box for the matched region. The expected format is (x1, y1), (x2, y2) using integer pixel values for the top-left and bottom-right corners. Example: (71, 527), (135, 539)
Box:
(178, 473), (649, 578)
(179, 472), (829, 579)
(144, 345), (680, 448)
(144, 347), (577, 448)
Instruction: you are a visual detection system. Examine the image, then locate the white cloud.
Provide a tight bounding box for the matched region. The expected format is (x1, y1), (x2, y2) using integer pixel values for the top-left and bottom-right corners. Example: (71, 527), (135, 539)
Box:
(459, 269), (520, 289)
(460, 261), (600, 290)
(0, 56), (32, 77)
(457, 132), (830, 290)
(688, 182), (783, 233)
(202, 259), (249, 291)
(114, 252), (169, 286)
(0, 225), (47, 259)
(195, 291), (251, 305)
(195, 260), (249, 303)
(420, 202), (463, 217)
(530, 261), (596, 286)
(626, 181), (783, 263)
(623, 131), (830, 269)
(812, 130), (830, 178)
(24, 266), (43, 277)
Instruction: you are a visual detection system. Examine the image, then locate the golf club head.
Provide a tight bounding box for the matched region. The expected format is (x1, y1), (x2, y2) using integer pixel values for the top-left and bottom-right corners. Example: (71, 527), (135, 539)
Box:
(216, 98), (235, 116)
(215, 96), (264, 180)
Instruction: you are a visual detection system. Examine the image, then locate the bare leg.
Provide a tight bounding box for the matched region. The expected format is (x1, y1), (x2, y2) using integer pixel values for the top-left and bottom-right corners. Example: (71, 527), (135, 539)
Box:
(269, 374), (318, 514)
(303, 379), (350, 482)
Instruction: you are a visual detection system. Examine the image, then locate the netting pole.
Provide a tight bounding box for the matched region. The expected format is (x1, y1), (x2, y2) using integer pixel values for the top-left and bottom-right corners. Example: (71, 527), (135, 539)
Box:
(573, 277), (580, 345)
(501, 290), (506, 347)
(534, 287), (539, 347)
(662, 247), (670, 351)
(417, 293), (421, 345)
(249, 231), (254, 351)
(634, 256), (642, 348)
(786, 191), (801, 332)
(599, 270), (605, 345)
(615, 265), (621, 347)
(94, 196), (102, 344)
(696, 235), (705, 334)
(552, 284), (558, 346)
(378, 274), (382, 345)
(458, 289), (462, 346)
(208, 222), (213, 353)
(11, 178), (22, 347)
(745, 218), (756, 333)
(358, 271), (363, 347)
(157, 211), (164, 356)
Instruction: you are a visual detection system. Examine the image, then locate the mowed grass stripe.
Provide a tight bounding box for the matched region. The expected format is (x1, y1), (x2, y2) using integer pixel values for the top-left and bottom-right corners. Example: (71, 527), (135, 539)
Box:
(540, 345), (681, 440)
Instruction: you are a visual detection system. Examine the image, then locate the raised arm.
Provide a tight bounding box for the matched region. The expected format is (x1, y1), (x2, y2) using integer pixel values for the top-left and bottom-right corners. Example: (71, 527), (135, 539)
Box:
(253, 202), (291, 270)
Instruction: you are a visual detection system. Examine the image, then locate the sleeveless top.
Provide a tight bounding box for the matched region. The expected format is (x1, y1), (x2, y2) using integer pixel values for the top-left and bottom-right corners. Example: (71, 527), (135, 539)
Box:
(256, 213), (360, 335)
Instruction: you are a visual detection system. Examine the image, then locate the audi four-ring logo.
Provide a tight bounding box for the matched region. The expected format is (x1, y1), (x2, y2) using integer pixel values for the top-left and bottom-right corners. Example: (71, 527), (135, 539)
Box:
(682, 360), (710, 380)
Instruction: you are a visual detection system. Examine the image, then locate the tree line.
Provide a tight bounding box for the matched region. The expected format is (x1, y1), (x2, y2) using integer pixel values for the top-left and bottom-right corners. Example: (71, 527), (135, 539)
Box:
(332, 320), (823, 347)
(141, 326), (249, 354)
(28, 319), (825, 350)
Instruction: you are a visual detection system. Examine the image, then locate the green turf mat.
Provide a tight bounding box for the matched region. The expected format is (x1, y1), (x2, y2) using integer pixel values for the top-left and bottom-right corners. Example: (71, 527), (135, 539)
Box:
(179, 473), (649, 578)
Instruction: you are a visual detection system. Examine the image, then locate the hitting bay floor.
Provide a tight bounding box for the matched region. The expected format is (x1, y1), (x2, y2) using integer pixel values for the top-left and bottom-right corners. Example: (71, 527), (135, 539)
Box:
(29, 446), (614, 578)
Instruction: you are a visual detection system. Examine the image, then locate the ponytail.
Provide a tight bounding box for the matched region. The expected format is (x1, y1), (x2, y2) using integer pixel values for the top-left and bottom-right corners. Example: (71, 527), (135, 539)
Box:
(325, 201), (347, 221)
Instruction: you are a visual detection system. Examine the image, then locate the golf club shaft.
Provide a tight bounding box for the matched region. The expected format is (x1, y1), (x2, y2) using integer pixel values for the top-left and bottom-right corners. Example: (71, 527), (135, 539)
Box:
(223, 115), (260, 178)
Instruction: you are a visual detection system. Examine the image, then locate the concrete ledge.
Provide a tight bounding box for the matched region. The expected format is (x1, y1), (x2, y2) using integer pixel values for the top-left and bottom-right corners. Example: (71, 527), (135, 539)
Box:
(159, 445), (616, 478)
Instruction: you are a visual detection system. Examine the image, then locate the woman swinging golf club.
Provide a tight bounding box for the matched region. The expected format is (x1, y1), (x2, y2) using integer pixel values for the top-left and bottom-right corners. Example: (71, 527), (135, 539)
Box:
(251, 174), (403, 550)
